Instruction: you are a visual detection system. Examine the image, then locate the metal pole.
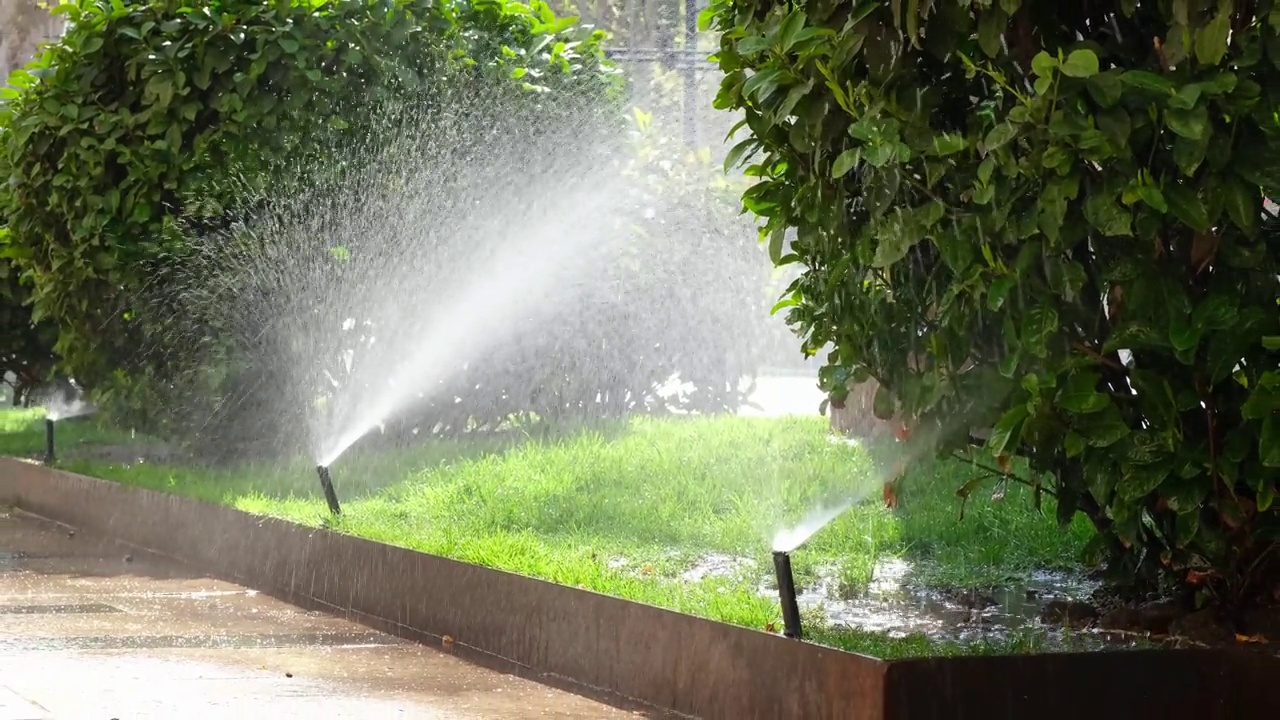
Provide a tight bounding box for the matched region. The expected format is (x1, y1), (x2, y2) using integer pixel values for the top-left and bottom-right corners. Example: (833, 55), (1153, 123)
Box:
(316, 465), (342, 516)
(44, 418), (55, 465)
(772, 550), (804, 640)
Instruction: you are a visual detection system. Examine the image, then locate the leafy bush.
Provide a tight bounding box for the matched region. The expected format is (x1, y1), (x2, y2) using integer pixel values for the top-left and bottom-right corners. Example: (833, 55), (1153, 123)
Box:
(0, 228), (57, 405)
(138, 99), (779, 458)
(3, 0), (778, 455)
(0, 0), (618, 390)
(706, 0), (1280, 603)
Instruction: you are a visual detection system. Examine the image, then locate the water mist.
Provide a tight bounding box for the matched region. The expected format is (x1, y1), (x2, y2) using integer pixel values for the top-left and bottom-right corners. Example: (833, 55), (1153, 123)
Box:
(168, 83), (642, 471)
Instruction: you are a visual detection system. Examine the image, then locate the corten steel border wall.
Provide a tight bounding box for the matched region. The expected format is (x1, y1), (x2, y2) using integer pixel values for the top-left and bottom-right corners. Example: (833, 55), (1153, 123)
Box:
(3, 458), (1279, 720)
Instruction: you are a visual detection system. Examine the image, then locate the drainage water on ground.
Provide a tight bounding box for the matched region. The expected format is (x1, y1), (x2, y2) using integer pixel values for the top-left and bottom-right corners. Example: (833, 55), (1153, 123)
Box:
(643, 553), (1153, 652)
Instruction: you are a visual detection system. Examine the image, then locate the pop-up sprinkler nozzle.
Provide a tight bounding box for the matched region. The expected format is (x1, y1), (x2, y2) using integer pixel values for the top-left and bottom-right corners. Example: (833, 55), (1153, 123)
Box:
(316, 465), (342, 516)
(44, 418), (55, 465)
(772, 550), (803, 640)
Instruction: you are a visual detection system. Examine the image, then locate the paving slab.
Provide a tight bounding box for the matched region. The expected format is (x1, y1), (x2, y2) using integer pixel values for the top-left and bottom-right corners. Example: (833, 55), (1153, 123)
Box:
(0, 508), (657, 719)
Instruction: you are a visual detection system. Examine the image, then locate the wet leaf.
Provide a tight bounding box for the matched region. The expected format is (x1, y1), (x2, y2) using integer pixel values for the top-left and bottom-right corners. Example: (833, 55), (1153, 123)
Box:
(1176, 510), (1200, 548)
(1165, 105), (1210, 141)
(977, 8), (1005, 58)
(988, 404), (1029, 457)
(1121, 70), (1175, 95)
(1080, 405), (1132, 447)
(1118, 463), (1170, 501)
(983, 122), (1019, 153)
(1164, 184), (1210, 232)
(723, 138), (759, 172)
(1194, 9), (1231, 66)
(927, 133), (967, 156)
(831, 148), (861, 178)
(1058, 372), (1109, 414)
(871, 211), (922, 268)
(1031, 51), (1058, 77)
(1262, 416), (1280, 468)
(1060, 49), (1100, 78)
(1086, 71), (1124, 107)
(1223, 177), (1260, 237)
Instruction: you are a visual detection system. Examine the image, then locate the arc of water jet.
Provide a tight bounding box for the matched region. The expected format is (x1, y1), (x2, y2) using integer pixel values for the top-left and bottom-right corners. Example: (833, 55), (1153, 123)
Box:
(313, 176), (630, 466)
(771, 499), (856, 553)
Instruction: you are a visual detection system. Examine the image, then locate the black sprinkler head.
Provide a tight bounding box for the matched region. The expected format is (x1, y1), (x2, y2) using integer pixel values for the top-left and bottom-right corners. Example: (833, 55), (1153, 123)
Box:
(772, 550), (803, 640)
(44, 418), (55, 465)
(316, 464), (343, 516)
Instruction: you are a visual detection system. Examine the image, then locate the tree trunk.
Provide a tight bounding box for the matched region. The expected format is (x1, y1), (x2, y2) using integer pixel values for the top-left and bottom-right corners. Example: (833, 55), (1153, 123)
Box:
(1, 0), (65, 84)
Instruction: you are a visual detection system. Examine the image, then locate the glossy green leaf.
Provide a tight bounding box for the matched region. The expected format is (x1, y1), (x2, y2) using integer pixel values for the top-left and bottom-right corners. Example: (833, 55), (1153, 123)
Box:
(1118, 463), (1169, 501)
(1194, 9), (1231, 66)
(871, 209), (923, 267)
(1060, 48), (1100, 78)
(831, 148), (861, 178)
(1223, 176), (1260, 237)
(1080, 405), (1132, 447)
(1058, 371), (1110, 414)
(983, 122), (1019, 152)
(1163, 183), (1210, 232)
(988, 404), (1030, 457)
(1262, 416), (1280, 468)
(1164, 105), (1210, 141)
(1031, 51), (1058, 77)
(977, 8), (1006, 58)
(1120, 70), (1175, 94)
(1086, 71), (1124, 107)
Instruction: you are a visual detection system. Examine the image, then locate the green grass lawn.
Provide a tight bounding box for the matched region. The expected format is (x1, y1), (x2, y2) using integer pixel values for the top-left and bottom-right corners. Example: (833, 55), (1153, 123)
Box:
(0, 406), (1097, 658)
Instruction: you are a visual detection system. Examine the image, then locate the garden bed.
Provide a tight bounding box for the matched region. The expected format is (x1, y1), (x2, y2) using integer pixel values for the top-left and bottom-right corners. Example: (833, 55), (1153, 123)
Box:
(26, 407), (1280, 657)
(0, 406), (1132, 658)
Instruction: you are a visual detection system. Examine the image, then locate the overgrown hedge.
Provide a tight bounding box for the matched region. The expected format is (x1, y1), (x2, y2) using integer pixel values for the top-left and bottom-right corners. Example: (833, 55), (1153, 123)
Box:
(0, 0), (618, 390)
(707, 0), (1280, 603)
(2, 0), (779, 454)
(0, 233), (56, 405)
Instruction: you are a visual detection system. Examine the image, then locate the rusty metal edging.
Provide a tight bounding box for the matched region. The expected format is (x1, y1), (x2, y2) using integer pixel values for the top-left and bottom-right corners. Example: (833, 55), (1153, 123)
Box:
(881, 648), (1279, 720)
(0, 458), (885, 719)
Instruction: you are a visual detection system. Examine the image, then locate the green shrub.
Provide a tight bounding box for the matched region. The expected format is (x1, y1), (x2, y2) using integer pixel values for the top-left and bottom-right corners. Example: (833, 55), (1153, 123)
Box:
(0, 227), (57, 404)
(0, 0), (618, 390)
(706, 0), (1280, 603)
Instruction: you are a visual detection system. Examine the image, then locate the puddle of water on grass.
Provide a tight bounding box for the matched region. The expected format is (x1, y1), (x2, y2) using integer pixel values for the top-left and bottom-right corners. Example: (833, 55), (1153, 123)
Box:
(784, 559), (1103, 642)
(680, 553), (753, 583)
(672, 552), (1148, 651)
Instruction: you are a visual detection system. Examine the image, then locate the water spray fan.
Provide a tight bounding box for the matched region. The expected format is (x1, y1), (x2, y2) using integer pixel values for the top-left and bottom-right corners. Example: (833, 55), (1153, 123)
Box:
(315, 465), (343, 516)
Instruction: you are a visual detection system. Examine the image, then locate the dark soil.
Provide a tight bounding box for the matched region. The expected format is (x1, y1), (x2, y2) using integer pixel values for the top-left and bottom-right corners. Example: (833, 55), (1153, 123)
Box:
(1018, 582), (1280, 654)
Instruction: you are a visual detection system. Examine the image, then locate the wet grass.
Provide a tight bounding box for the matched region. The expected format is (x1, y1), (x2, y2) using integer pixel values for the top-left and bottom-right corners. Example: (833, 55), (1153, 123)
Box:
(0, 407), (1095, 658)
(0, 407), (134, 457)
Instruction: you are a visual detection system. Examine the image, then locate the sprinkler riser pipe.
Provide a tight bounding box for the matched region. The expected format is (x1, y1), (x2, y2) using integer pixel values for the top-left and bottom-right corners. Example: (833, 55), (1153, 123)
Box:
(44, 418), (55, 465)
(316, 465), (342, 516)
(772, 550), (803, 640)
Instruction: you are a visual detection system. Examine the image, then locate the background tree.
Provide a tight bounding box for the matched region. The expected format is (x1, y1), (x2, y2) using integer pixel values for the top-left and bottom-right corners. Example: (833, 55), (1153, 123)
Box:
(1, 0), (62, 405)
(1, 0), (65, 84)
(706, 0), (1280, 608)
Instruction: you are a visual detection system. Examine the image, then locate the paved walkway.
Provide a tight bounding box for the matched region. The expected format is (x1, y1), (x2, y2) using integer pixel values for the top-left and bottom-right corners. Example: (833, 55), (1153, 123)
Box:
(0, 509), (654, 719)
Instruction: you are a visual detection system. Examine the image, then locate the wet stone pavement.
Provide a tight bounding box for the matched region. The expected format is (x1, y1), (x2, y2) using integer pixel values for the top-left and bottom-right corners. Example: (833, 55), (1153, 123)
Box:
(0, 509), (652, 719)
